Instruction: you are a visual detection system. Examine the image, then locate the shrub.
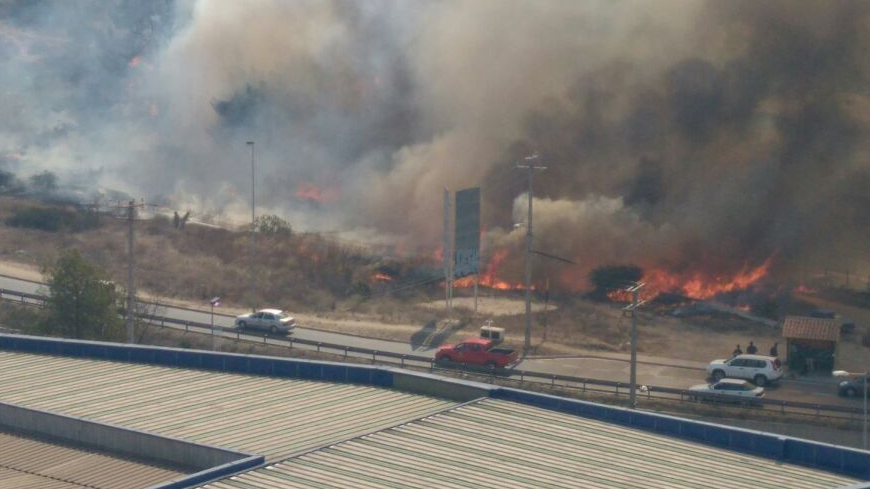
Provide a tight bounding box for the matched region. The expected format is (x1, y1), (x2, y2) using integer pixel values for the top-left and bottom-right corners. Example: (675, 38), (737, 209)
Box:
(5, 206), (101, 232)
(254, 214), (292, 236)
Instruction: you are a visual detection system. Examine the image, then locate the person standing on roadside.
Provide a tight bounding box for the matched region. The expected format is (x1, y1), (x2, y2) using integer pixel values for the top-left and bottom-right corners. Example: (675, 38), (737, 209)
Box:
(732, 344), (743, 357)
(746, 341), (758, 354)
(769, 342), (778, 357)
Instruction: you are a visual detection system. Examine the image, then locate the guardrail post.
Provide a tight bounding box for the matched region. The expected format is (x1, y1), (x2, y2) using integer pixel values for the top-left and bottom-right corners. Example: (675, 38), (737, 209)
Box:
(317, 342), (321, 353)
(551, 375), (556, 387)
(401, 355), (406, 368)
(520, 371), (524, 385)
(263, 335), (266, 345)
(372, 351), (377, 363)
(344, 346), (348, 359)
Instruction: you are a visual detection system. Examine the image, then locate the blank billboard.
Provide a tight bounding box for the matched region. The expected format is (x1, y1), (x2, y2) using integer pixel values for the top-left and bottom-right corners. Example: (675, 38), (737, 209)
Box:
(454, 187), (480, 278)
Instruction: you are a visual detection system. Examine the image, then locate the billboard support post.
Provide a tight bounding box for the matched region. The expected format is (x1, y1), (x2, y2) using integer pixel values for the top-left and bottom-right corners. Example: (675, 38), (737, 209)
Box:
(454, 187), (482, 317)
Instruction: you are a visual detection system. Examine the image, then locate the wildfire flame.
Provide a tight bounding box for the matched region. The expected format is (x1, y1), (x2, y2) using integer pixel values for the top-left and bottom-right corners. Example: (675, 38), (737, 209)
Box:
(454, 248), (528, 290)
(607, 257), (773, 302)
(295, 183), (339, 204)
(372, 272), (394, 282)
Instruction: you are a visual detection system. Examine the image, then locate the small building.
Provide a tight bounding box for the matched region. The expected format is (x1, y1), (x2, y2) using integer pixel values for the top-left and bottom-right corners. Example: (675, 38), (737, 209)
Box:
(782, 315), (840, 374)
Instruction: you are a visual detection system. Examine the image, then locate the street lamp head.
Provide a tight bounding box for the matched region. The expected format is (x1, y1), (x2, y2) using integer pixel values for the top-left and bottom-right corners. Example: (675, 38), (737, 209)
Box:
(832, 370), (851, 377)
(246, 141), (254, 146)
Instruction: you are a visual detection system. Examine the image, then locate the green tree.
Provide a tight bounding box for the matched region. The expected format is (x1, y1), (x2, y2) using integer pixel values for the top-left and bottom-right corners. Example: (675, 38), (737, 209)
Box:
(254, 214), (292, 236)
(44, 250), (123, 340)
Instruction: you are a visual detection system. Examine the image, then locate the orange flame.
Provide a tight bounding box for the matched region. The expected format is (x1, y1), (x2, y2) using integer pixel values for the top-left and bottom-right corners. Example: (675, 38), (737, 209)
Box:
(454, 248), (528, 290)
(295, 183), (339, 204)
(604, 258), (773, 303)
(372, 272), (394, 282)
(644, 257), (772, 299)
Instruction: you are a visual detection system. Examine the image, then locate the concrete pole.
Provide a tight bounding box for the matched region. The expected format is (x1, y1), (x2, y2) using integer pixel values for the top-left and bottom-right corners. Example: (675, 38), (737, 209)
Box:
(524, 166), (534, 351)
(864, 372), (867, 450)
(629, 287), (639, 409)
(211, 303), (216, 351)
(474, 273), (478, 314)
(443, 188), (451, 317)
(247, 141), (255, 312)
(518, 155), (544, 352)
(126, 200), (136, 344)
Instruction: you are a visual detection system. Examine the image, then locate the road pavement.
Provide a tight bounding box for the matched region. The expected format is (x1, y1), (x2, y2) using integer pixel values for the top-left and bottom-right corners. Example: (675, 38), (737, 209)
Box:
(0, 273), (858, 409)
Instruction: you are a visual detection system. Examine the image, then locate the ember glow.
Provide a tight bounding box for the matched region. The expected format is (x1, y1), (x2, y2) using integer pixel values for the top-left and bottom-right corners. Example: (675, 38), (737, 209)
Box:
(294, 183), (339, 204)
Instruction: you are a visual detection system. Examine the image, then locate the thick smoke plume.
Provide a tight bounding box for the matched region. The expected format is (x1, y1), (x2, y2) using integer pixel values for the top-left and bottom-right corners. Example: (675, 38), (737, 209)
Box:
(2, 0), (870, 288)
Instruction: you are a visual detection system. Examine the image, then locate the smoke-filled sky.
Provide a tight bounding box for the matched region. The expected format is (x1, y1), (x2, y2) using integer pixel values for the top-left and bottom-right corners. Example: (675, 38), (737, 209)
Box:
(2, 0), (870, 285)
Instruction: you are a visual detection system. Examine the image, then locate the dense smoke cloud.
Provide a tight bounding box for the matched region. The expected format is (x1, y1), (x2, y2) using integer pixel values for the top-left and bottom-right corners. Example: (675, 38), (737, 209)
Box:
(2, 0), (870, 286)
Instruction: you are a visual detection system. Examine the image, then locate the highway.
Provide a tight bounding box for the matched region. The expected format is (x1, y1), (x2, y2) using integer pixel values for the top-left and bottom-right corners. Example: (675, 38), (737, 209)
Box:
(0, 273), (858, 410)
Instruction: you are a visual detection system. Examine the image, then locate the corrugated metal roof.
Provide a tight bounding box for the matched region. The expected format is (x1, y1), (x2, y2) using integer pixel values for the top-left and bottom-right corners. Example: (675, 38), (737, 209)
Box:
(782, 316), (840, 342)
(200, 399), (857, 489)
(0, 352), (454, 460)
(0, 430), (183, 489)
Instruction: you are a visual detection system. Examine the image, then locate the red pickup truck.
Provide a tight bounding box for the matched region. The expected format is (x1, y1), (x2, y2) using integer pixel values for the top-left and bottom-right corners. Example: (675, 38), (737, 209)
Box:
(435, 338), (518, 368)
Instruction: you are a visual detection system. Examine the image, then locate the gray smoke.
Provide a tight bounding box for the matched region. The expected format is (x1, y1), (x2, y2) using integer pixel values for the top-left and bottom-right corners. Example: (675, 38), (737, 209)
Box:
(2, 0), (870, 286)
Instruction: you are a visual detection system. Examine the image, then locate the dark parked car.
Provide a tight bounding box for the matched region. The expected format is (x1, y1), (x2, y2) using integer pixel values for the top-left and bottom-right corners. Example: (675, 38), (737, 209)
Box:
(838, 375), (868, 398)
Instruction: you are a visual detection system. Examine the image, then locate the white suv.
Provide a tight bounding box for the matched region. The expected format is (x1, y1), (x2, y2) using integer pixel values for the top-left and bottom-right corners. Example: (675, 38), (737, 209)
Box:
(706, 354), (783, 386)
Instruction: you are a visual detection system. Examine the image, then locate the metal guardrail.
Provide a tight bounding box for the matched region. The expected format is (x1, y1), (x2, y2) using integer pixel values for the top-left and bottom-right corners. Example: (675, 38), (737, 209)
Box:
(0, 287), (863, 422)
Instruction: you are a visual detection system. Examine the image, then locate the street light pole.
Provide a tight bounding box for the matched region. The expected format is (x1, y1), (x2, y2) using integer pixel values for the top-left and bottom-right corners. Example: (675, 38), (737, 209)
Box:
(246, 141), (255, 312)
(517, 154), (546, 352)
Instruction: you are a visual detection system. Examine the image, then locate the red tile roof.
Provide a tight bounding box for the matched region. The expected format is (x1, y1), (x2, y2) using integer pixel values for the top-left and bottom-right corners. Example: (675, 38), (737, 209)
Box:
(782, 316), (840, 342)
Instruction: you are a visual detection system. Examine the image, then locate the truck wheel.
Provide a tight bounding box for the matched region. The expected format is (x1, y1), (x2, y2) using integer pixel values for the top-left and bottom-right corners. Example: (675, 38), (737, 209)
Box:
(845, 387), (858, 398)
(270, 325), (278, 335)
(485, 361), (498, 369)
(712, 370), (725, 381)
(753, 375), (767, 387)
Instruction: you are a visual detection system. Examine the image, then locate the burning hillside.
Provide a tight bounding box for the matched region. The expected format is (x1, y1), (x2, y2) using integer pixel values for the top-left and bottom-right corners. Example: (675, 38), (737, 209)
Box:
(4, 1), (870, 289)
